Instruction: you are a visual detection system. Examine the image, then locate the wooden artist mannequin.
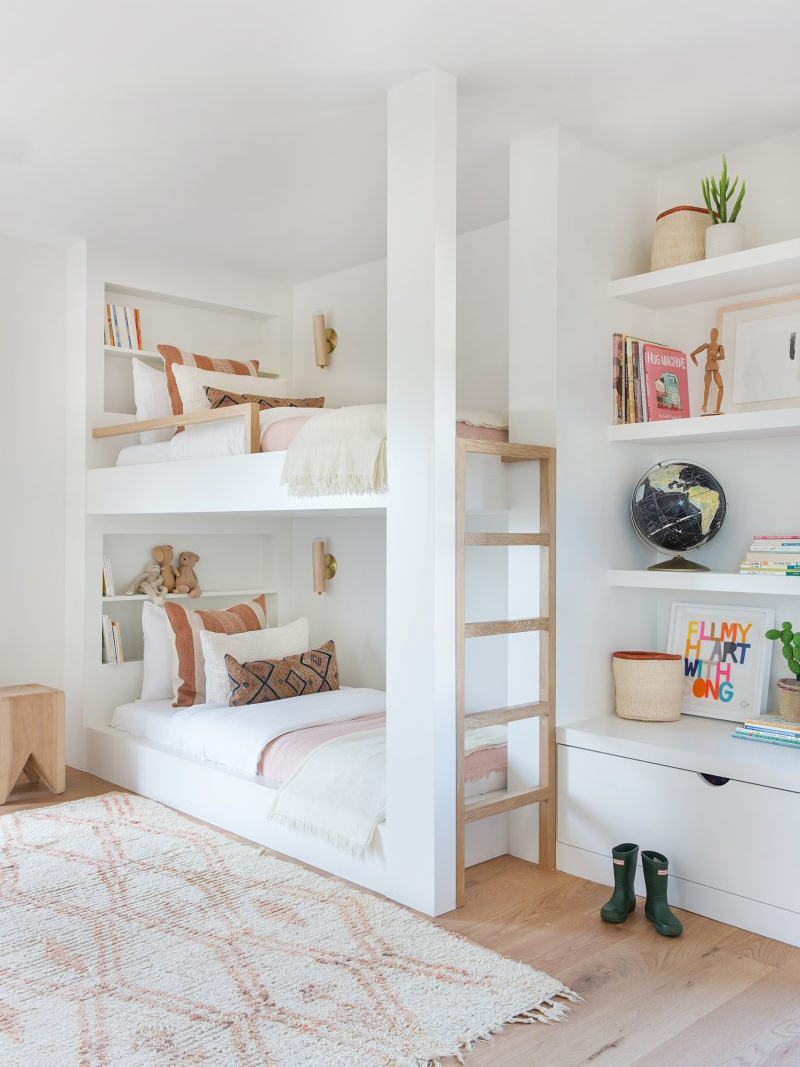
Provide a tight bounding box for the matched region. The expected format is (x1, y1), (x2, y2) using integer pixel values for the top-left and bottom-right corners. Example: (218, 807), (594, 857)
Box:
(690, 327), (725, 415)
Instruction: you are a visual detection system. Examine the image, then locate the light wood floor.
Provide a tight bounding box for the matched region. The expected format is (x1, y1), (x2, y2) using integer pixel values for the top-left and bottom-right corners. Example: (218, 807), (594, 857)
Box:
(6, 769), (800, 1066)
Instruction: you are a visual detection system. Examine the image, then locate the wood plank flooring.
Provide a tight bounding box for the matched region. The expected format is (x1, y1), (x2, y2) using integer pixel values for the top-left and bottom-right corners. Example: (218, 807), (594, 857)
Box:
(5, 769), (800, 1066)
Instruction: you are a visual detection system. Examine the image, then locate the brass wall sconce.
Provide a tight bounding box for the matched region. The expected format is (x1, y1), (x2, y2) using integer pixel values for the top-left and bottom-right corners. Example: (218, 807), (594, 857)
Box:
(312, 538), (337, 594)
(312, 311), (337, 369)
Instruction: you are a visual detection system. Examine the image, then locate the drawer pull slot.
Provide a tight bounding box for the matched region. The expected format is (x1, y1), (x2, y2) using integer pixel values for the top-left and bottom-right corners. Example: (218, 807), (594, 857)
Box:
(699, 772), (730, 787)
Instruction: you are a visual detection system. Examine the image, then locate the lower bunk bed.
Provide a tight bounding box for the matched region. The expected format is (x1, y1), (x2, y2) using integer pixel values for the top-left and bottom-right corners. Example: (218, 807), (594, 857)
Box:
(94, 687), (510, 897)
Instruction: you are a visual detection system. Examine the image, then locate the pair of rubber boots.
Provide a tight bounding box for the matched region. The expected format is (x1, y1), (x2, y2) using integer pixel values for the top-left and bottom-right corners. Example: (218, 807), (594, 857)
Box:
(600, 843), (683, 937)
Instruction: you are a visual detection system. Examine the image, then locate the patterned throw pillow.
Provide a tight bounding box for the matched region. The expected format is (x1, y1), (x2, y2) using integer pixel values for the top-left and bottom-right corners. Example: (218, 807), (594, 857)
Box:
(226, 640), (340, 706)
(157, 345), (260, 423)
(204, 387), (324, 411)
(164, 594), (267, 707)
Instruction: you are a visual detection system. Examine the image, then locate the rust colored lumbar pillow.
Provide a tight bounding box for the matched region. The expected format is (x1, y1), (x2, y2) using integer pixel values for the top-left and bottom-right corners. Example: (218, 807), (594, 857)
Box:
(157, 345), (260, 421)
(164, 594), (267, 707)
(226, 640), (340, 706)
(204, 386), (324, 411)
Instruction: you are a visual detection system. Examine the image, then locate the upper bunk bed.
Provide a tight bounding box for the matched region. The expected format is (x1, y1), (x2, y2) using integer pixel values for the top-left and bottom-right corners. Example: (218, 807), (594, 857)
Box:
(88, 365), (512, 515)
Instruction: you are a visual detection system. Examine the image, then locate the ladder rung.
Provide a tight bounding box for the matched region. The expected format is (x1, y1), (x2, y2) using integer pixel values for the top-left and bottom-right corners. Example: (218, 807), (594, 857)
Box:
(465, 786), (550, 823)
(465, 702), (548, 728)
(464, 618), (548, 638)
(463, 532), (549, 547)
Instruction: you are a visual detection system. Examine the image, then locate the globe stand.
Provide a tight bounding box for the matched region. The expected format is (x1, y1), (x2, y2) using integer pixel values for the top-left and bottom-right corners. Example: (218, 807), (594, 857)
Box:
(648, 554), (709, 572)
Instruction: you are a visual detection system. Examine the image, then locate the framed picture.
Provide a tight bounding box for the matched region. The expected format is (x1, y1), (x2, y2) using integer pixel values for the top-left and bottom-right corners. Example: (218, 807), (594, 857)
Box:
(717, 293), (800, 411)
(666, 603), (775, 721)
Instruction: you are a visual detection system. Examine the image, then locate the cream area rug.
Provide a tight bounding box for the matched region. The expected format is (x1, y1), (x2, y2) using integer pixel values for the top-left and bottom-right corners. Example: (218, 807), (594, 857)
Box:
(0, 794), (577, 1066)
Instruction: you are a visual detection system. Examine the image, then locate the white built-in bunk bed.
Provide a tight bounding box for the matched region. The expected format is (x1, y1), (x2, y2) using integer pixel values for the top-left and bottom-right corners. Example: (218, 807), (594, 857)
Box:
(67, 72), (555, 916)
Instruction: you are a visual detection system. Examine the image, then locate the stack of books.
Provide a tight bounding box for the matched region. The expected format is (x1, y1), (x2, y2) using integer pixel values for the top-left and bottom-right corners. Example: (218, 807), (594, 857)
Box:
(733, 715), (800, 749)
(101, 615), (125, 664)
(101, 556), (115, 596)
(612, 334), (690, 424)
(740, 535), (800, 576)
(105, 303), (142, 350)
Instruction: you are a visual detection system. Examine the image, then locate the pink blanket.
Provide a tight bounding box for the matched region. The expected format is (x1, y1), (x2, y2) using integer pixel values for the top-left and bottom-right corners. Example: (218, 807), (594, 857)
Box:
(258, 712), (506, 784)
(260, 417), (508, 453)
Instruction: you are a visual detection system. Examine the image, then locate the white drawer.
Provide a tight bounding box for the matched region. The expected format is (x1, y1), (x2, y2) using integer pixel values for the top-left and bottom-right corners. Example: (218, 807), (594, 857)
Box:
(558, 744), (800, 914)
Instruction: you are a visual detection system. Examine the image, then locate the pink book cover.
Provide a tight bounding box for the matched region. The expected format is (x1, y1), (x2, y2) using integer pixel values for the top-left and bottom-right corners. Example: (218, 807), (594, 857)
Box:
(642, 344), (690, 421)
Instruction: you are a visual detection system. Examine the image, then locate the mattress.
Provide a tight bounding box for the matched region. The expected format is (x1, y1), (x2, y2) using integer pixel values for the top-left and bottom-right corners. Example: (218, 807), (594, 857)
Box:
(115, 407), (509, 466)
(111, 696), (507, 798)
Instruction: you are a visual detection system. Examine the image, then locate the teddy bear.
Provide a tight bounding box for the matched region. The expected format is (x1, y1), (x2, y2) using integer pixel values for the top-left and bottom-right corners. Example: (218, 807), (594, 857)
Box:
(152, 545), (178, 593)
(174, 551), (202, 598)
(123, 561), (167, 605)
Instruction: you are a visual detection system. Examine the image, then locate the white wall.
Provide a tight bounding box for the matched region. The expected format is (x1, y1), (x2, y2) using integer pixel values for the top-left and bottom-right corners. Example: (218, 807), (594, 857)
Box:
(287, 517), (386, 690)
(0, 234), (66, 690)
(657, 130), (800, 253)
(291, 222), (509, 413)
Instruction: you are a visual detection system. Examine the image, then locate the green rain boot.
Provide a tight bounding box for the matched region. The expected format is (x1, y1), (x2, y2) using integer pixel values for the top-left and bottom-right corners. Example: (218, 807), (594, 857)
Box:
(642, 850), (683, 937)
(600, 842), (638, 923)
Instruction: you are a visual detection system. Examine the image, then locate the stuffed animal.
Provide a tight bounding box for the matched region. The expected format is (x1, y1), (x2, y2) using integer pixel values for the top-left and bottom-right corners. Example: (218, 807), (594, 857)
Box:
(174, 551), (201, 598)
(152, 545), (178, 593)
(123, 561), (167, 605)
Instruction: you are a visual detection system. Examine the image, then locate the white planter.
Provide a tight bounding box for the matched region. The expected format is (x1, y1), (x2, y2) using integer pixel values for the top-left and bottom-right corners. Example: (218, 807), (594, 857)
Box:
(705, 221), (745, 258)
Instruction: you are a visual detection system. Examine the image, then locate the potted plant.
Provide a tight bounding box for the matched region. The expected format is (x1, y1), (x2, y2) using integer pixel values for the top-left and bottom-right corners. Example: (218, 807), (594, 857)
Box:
(765, 622), (800, 722)
(701, 155), (746, 258)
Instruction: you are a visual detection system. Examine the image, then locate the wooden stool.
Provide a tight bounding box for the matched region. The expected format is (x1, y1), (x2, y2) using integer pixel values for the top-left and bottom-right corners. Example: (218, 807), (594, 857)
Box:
(0, 684), (65, 804)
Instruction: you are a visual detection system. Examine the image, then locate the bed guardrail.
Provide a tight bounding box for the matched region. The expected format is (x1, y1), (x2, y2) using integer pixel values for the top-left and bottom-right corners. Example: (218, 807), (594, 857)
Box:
(92, 402), (261, 454)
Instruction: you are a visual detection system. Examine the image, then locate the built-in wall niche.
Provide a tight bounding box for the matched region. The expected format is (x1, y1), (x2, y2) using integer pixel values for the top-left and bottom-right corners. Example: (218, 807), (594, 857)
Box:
(103, 285), (282, 416)
(100, 532), (279, 663)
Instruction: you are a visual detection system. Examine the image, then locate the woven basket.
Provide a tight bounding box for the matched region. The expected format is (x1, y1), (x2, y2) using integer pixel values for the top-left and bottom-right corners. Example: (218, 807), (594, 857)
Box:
(777, 679), (800, 723)
(613, 652), (682, 722)
(650, 206), (711, 271)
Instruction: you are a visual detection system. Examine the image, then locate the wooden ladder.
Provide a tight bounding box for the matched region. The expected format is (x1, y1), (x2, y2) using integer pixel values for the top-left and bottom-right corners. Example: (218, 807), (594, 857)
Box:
(455, 438), (557, 907)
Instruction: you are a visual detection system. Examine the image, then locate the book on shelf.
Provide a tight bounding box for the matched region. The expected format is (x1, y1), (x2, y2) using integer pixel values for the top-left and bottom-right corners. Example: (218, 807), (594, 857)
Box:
(111, 621), (125, 664)
(105, 303), (142, 351)
(733, 714), (800, 748)
(612, 334), (689, 424)
(732, 731), (800, 750)
(101, 614), (115, 663)
(102, 555), (115, 597)
(745, 552), (800, 565)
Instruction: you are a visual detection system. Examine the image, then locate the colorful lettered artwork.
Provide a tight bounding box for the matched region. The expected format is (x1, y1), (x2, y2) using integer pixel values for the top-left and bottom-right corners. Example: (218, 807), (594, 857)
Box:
(666, 603), (775, 721)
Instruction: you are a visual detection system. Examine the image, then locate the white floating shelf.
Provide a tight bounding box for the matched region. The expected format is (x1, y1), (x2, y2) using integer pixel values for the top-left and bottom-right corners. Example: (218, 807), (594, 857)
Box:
(103, 344), (280, 378)
(103, 588), (277, 602)
(608, 407), (800, 445)
(609, 569), (800, 596)
(105, 345), (161, 363)
(609, 237), (800, 309)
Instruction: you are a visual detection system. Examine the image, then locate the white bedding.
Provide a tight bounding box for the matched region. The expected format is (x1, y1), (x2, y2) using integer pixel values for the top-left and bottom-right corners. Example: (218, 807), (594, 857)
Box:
(111, 694), (508, 799)
(115, 406), (309, 466)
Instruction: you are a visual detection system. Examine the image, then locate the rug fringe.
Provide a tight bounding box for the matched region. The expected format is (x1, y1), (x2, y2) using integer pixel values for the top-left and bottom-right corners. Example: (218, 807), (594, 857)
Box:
(420, 987), (583, 1067)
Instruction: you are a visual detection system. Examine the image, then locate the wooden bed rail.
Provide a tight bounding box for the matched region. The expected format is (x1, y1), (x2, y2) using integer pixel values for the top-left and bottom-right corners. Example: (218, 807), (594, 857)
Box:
(92, 403), (262, 454)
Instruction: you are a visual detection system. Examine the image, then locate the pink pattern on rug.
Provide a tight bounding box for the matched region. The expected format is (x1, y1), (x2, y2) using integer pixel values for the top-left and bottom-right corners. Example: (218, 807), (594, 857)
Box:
(258, 713), (507, 784)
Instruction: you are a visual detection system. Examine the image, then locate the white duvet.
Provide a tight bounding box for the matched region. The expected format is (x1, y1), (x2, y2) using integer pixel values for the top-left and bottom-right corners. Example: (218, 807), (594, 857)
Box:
(113, 687), (387, 775)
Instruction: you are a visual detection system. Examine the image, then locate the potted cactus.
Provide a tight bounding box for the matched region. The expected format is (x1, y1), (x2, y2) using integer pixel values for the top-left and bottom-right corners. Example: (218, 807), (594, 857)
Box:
(765, 622), (800, 722)
(701, 155), (746, 258)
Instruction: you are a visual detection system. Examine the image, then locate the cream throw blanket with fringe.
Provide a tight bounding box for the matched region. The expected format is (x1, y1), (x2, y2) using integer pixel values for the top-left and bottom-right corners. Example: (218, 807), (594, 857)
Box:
(280, 403), (387, 498)
(269, 725), (506, 854)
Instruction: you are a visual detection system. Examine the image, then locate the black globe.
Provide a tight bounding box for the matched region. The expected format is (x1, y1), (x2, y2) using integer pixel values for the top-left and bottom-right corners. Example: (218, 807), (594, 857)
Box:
(631, 461), (726, 556)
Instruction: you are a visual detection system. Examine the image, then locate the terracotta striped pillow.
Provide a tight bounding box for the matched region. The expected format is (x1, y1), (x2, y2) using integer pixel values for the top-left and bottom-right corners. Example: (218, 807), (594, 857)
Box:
(164, 594), (267, 707)
(226, 640), (340, 706)
(204, 387), (324, 411)
(157, 345), (260, 424)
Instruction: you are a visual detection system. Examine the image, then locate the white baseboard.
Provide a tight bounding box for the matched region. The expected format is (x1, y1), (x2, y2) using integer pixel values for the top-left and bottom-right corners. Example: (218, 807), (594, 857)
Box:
(557, 842), (800, 948)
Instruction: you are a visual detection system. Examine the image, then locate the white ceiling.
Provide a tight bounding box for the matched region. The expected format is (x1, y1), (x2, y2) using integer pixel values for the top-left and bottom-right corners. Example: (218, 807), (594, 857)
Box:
(1, 0), (799, 282)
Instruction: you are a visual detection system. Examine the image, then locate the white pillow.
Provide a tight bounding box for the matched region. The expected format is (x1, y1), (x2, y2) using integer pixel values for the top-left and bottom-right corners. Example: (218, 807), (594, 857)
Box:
(140, 601), (174, 700)
(171, 363), (288, 416)
(132, 358), (173, 444)
(201, 617), (310, 705)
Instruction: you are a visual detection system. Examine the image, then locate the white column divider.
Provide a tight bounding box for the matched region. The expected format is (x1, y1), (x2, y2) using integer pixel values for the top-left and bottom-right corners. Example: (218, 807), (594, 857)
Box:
(385, 70), (457, 916)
